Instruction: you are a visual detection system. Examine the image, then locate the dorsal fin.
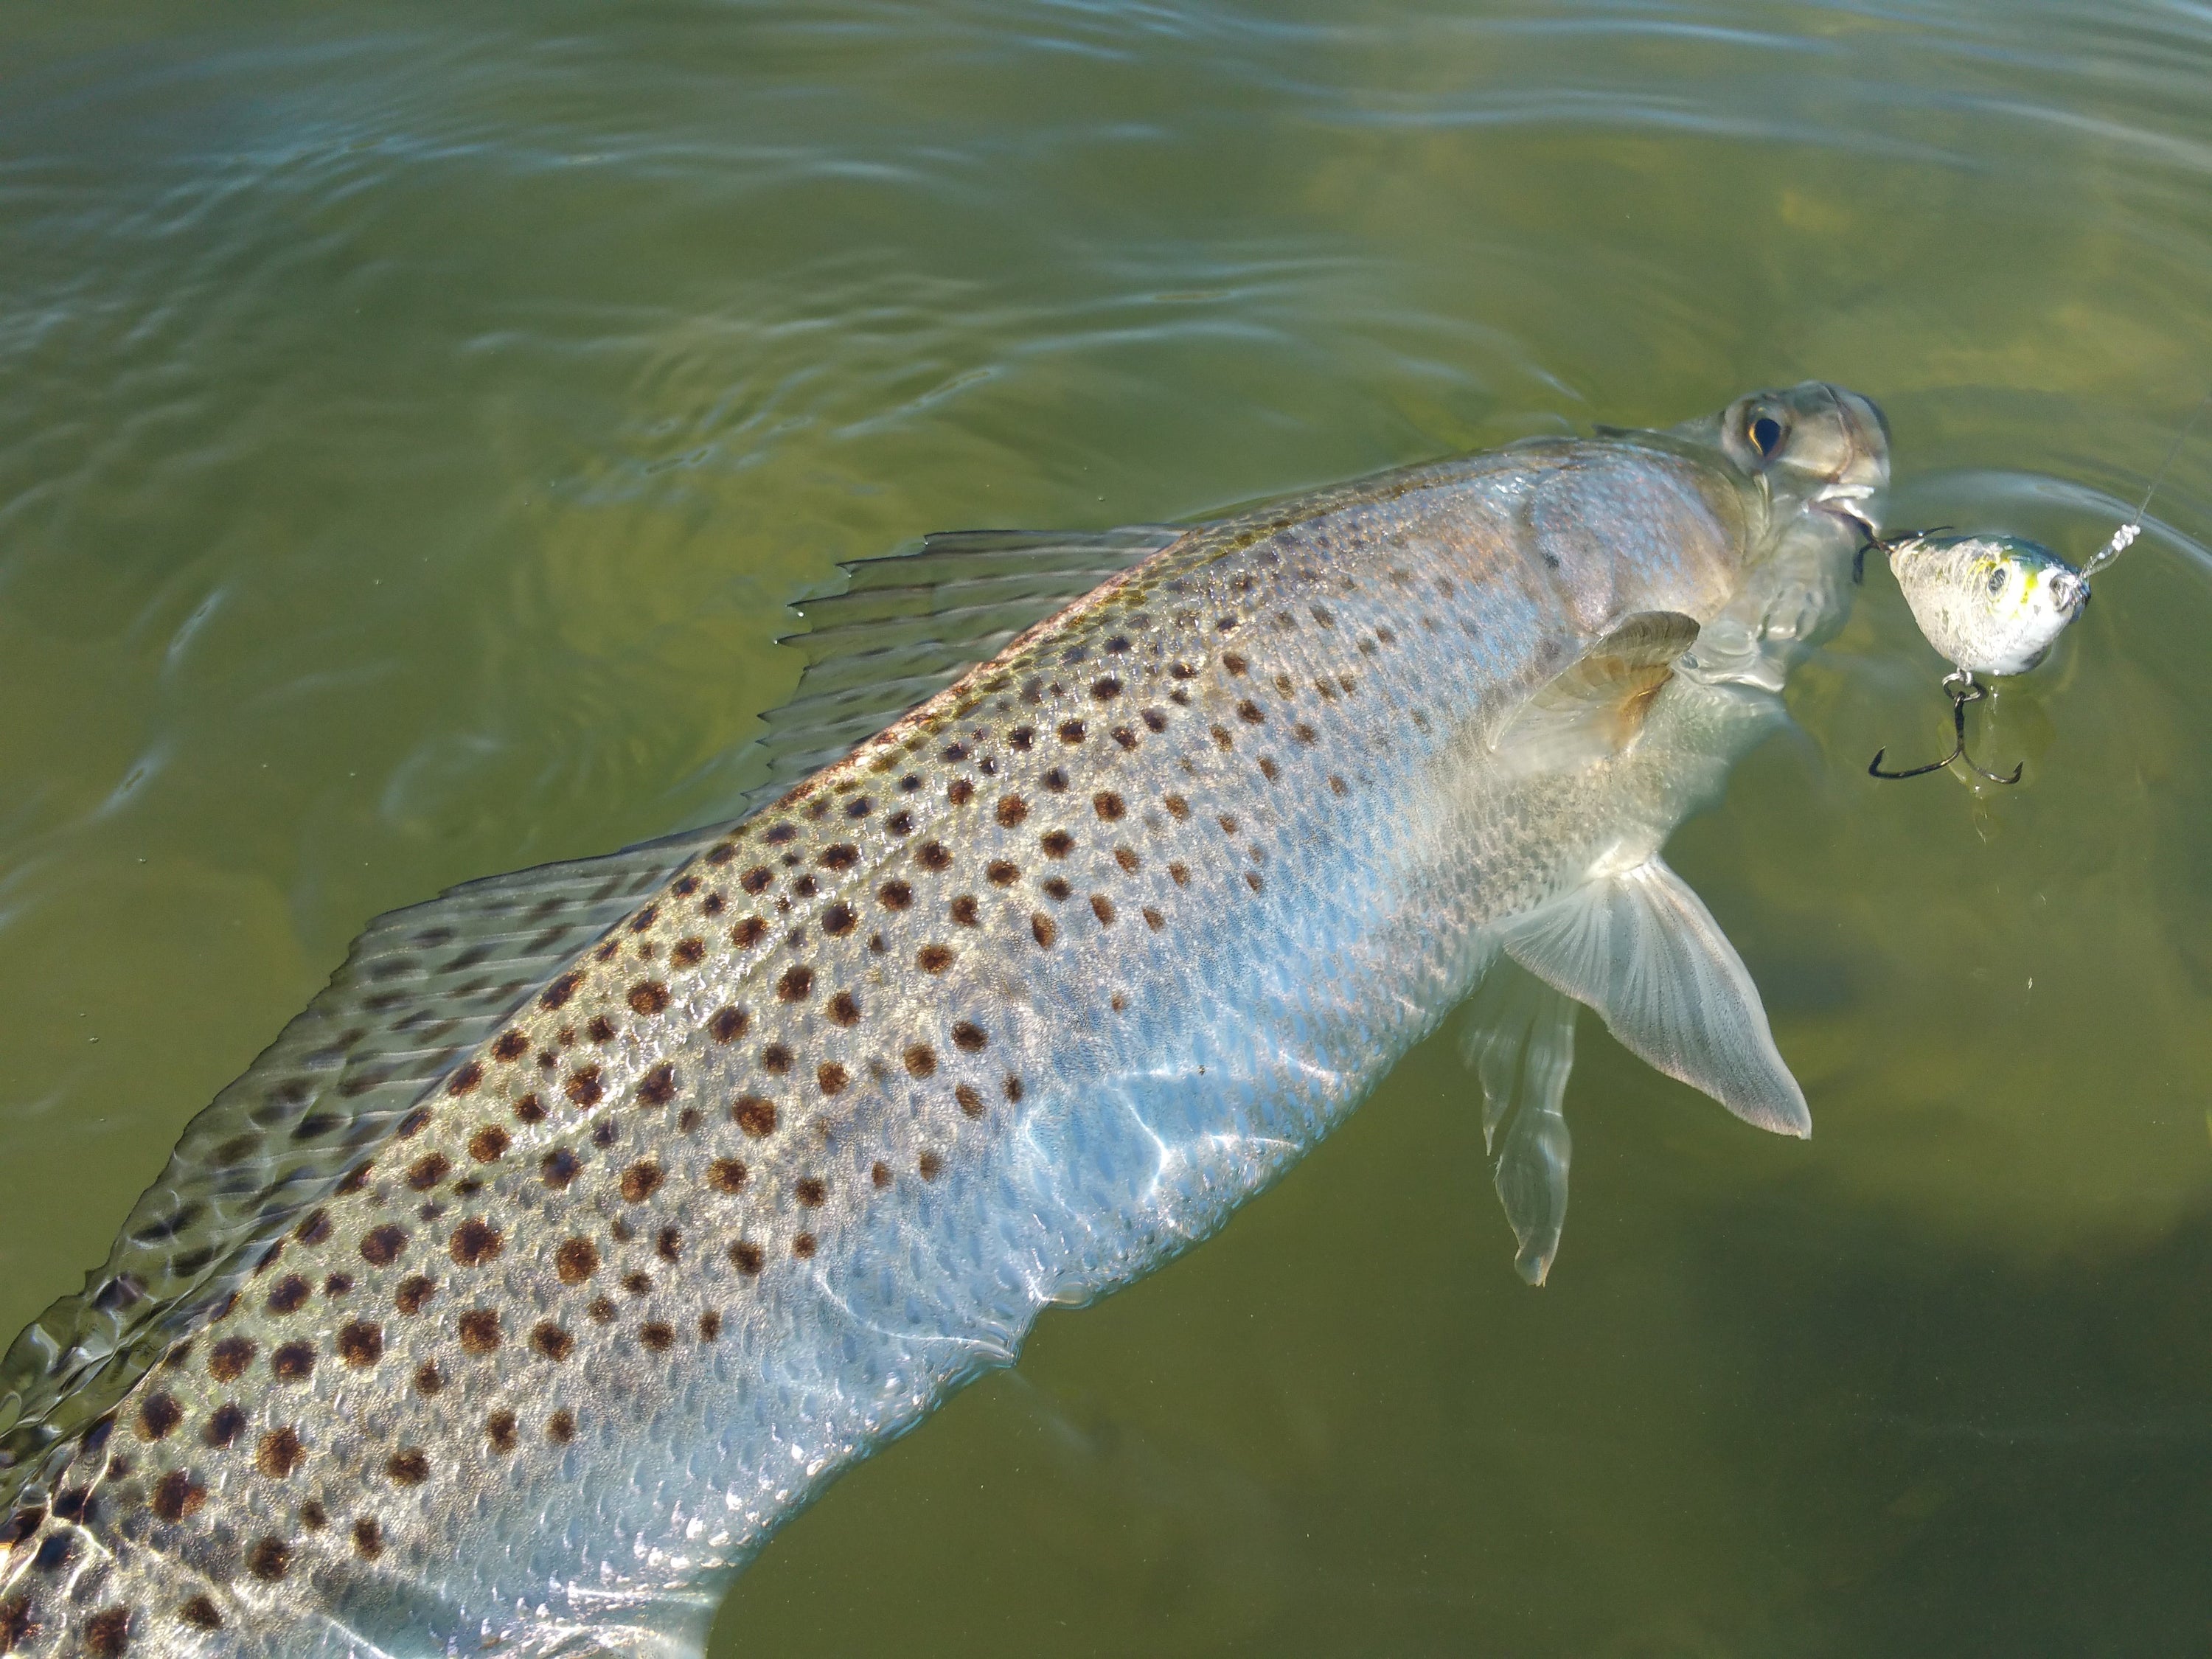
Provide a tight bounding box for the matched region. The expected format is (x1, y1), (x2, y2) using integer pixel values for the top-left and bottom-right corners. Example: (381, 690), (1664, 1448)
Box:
(731, 526), (1182, 809)
(0, 822), (728, 1505)
(1490, 610), (1700, 772)
(0, 521), (1180, 1509)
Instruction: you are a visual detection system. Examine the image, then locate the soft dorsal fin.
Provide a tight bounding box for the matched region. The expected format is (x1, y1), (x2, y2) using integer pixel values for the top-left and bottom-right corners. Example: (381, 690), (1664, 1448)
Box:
(1491, 610), (1699, 771)
(0, 521), (1183, 1509)
(0, 821), (726, 1506)
(730, 526), (1183, 811)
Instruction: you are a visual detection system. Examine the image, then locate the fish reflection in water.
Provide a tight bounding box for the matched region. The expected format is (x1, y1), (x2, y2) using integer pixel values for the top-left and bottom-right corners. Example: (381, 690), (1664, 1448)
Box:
(0, 383), (1885, 1657)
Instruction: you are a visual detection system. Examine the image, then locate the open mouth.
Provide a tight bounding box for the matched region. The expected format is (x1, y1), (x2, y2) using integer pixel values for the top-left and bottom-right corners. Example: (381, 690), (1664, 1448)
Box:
(1811, 482), (1880, 541)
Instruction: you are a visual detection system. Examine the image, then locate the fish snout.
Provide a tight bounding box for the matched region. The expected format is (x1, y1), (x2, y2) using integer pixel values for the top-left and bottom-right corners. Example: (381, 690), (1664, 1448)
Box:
(1812, 385), (1891, 528)
(1707, 382), (1891, 540)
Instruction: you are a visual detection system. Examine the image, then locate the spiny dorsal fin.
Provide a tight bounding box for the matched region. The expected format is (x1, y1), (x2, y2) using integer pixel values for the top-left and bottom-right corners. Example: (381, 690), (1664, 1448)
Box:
(1491, 610), (1700, 772)
(0, 521), (1183, 1509)
(0, 821), (727, 1506)
(733, 527), (1183, 810)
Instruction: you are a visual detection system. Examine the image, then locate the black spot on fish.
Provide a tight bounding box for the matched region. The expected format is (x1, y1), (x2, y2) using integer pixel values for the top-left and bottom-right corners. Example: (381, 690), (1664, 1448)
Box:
(256, 1426), (304, 1478)
(337, 1321), (383, 1368)
(555, 1238), (599, 1284)
(83, 1606), (132, 1655)
(153, 1470), (206, 1520)
(136, 1393), (182, 1442)
(449, 1220), (502, 1267)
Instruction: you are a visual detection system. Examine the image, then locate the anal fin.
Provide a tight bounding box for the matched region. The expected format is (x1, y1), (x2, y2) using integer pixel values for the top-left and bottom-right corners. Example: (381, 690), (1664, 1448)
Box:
(1460, 957), (1579, 1286)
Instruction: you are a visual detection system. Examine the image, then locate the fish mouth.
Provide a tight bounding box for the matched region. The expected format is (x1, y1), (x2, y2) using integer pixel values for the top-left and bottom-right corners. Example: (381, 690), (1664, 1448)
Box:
(1810, 481), (1881, 540)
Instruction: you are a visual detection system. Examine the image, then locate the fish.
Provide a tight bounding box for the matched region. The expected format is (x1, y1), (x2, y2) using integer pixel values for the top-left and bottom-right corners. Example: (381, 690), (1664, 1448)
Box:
(1882, 532), (2089, 678)
(0, 380), (1886, 1658)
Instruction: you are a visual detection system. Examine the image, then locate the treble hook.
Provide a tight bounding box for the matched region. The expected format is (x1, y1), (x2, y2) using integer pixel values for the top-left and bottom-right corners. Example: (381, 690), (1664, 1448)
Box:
(1868, 670), (2023, 785)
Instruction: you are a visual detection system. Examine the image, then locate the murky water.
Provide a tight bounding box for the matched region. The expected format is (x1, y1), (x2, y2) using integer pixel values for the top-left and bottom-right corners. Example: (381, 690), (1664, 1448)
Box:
(5, 2), (2212, 1652)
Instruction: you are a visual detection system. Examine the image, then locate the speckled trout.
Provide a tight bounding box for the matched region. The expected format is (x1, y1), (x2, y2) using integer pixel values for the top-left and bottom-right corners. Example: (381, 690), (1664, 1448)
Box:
(0, 383), (1885, 1657)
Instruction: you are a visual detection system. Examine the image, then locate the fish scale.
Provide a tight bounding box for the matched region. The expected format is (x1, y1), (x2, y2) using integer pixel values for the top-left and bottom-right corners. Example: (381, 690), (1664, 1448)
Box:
(0, 386), (1888, 1656)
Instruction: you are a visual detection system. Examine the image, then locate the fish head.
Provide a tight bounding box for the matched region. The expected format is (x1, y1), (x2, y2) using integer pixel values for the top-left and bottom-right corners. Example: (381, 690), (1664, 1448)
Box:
(1691, 381), (1892, 541)
(1887, 532), (2088, 677)
(1655, 383), (1891, 689)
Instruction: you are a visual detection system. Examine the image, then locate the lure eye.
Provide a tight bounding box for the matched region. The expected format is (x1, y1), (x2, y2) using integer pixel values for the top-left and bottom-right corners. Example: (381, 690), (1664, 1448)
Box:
(1986, 566), (2008, 597)
(1747, 412), (1785, 460)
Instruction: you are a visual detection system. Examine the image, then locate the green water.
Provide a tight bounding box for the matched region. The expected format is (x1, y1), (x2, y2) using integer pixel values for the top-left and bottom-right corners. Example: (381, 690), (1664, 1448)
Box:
(5, 2), (2212, 1652)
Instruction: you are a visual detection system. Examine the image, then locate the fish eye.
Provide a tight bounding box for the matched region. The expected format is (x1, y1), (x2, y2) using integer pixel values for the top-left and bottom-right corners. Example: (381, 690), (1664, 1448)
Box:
(1986, 566), (2007, 597)
(1747, 411), (1786, 460)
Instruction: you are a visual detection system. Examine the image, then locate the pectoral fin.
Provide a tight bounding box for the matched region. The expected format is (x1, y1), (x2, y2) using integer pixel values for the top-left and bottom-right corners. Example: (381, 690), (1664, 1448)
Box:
(1459, 958), (1579, 1285)
(1490, 611), (1700, 773)
(1498, 855), (1809, 1138)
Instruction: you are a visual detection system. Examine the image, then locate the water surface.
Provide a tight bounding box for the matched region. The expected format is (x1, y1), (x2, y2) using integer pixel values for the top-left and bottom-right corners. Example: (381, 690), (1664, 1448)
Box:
(4, 2), (2211, 1652)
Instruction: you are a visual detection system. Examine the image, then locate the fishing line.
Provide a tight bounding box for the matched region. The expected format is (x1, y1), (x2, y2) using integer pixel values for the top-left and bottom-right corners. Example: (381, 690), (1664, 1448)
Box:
(2082, 386), (2212, 576)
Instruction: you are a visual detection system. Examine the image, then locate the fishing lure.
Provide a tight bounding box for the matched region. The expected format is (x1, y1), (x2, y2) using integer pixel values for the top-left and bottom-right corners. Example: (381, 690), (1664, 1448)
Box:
(1864, 390), (2210, 783)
